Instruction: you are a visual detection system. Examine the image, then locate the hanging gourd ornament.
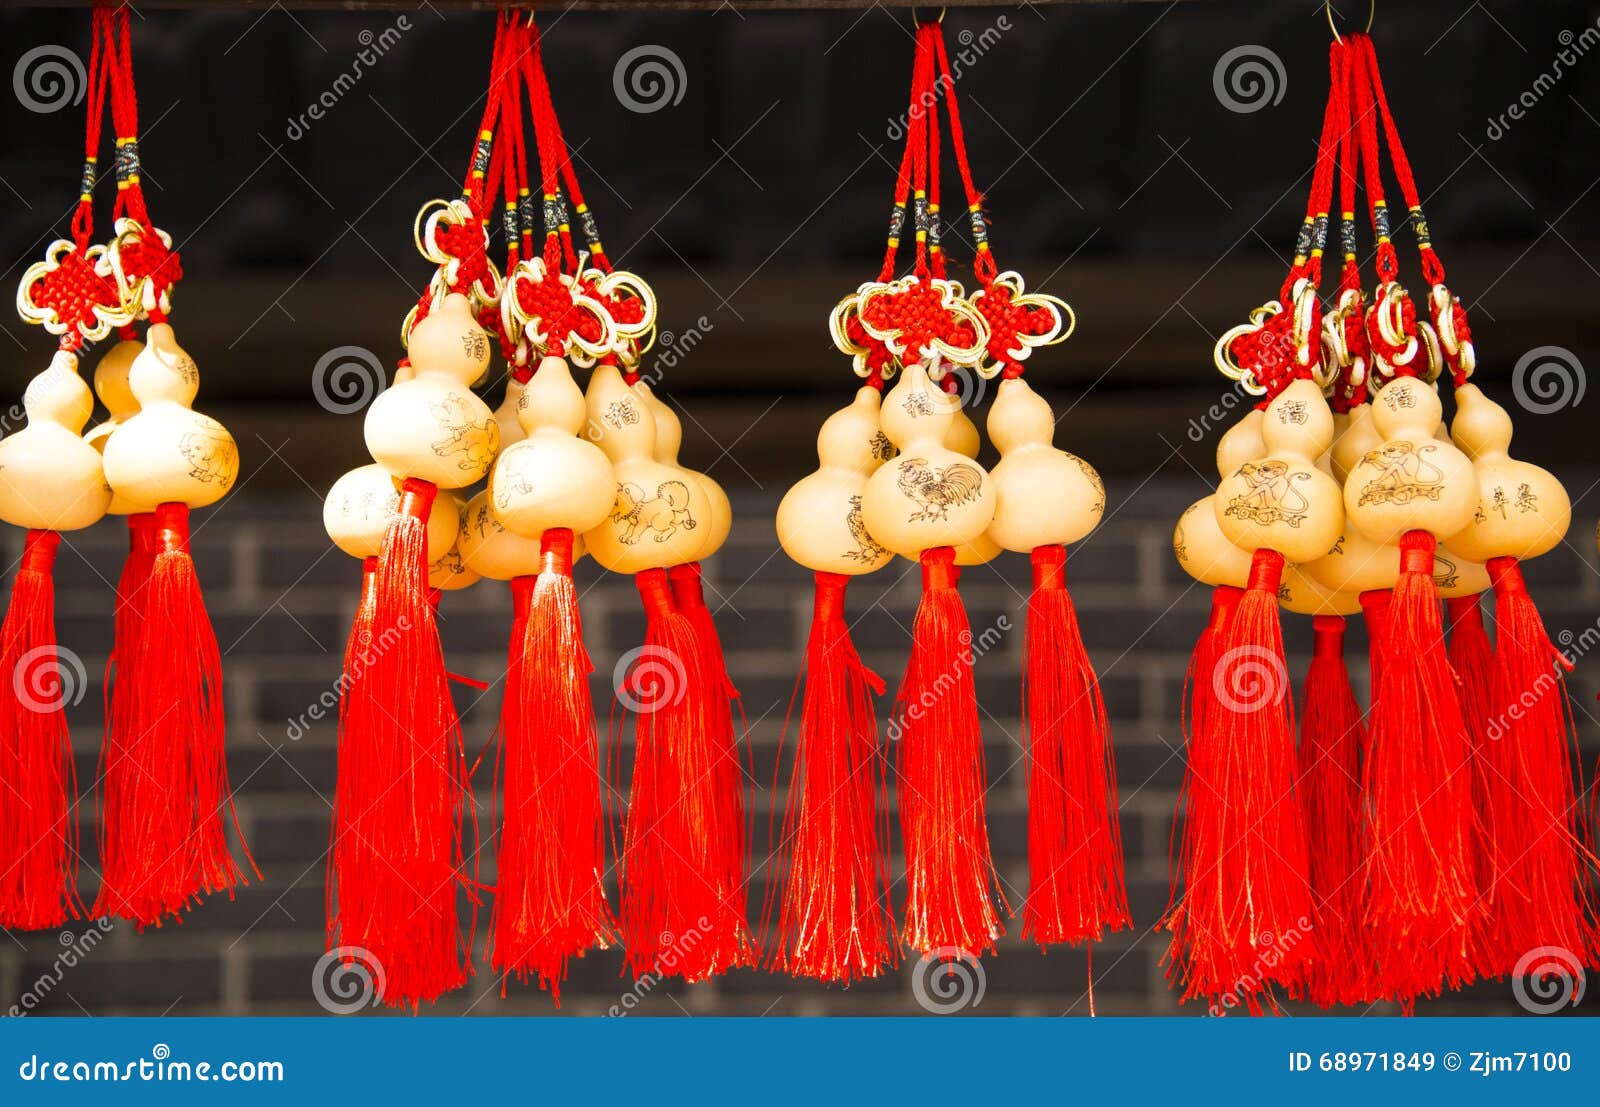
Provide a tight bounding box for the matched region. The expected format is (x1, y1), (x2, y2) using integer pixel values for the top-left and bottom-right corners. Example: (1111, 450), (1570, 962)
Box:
(986, 377), (1103, 552)
(1444, 384), (1570, 562)
(490, 354), (615, 540)
(639, 380), (732, 564)
(581, 362), (711, 571)
(366, 293), (497, 488)
(0, 352), (113, 532)
(860, 362), (995, 556)
(776, 385), (895, 575)
(323, 463), (460, 563)
(1343, 375), (1475, 544)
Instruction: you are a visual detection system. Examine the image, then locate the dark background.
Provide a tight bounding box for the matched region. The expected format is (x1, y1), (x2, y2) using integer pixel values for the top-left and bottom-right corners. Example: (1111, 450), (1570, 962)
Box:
(1, 0), (1597, 1016)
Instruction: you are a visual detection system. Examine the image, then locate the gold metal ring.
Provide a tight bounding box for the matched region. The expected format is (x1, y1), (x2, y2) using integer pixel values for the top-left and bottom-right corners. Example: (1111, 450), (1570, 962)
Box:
(1326, 0), (1375, 43)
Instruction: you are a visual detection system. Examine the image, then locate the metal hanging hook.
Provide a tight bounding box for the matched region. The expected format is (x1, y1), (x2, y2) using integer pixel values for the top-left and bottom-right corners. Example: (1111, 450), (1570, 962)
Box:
(909, 7), (947, 27)
(1326, 0), (1376, 43)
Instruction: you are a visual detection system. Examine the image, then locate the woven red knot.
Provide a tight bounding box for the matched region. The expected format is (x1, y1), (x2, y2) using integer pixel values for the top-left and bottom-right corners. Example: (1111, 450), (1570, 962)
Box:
(974, 279), (1055, 374)
(862, 280), (972, 361)
(1226, 307), (1299, 399)
(29, 251), (121, 339)
(117, 232), (182, 303)
(515, 267), (606, 354)
(435, 216), (491, 293)
(843, 315), (896, 376)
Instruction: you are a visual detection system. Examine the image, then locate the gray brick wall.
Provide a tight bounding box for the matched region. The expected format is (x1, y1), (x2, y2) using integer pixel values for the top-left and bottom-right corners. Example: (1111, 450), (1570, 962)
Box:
(4, 475), (1598, 1017)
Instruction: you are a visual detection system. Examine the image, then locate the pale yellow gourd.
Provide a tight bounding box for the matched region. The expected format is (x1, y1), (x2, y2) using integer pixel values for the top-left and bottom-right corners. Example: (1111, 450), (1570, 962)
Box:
(0, 350), (112, 531)
(1300, 525), (1398, 594)
(102, 323), (237, 510)
(1330, 403), (1380, 485)
(860, 362), (995, 557)
(83, 338), (153, 515)
(1343, 375), (1477, 543)
(323, 462), (459, 561)
(1443, 383), (1570, 562)
(428, 494), (481, 590)
(1214, 378), (1343, 563)
(1172, 411), (1262, 588)
(458, 489), (544, 580)
(582, 362), (712, 572)
(1431, 548), (1491, 600)
(946, 402), (981, 460)
(365, 293), (497, 488)
(641, 381), (732, 563)
(490, 355), (615, 540)
(985, 377), (1104, 552)
(777, 385), (895, 574)
(492, 377), (527, 454)
(1280, 564), (1361, 617)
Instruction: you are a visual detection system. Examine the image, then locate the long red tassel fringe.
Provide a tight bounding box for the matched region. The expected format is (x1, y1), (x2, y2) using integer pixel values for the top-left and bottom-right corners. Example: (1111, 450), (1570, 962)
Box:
(491, 529), (614, 1002)
(95, 503), (252, 926)
(1298, 614), (1372, 1007)
(895, 546), (1005, 959)
(1479, 557), (1599, 976)
(768, 571), (894, 982)
(620, 567), (755, 981)
(1165, 550), (1310, 1013)
(0, 530), (80, 929)
(1445, 594), (1504, 980)
(329, 478), (469, 1008)
(1022, 544), (1130, 948)
(1362, 530), (1477, 1004)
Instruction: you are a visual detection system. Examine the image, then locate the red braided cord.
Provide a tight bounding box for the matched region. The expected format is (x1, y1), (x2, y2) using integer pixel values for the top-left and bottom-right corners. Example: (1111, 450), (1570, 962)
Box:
(930, 24), (995, 283)
(1336, 37), (1362, 297)
(69, 7), (112, 251)
(909, 25), (931, 281)
(525, 32), (588, 273)
(926, 36), (944, 283)
(106, 7), (149, 229)
(1355, 36), (1447, 287)
(1348, 39), (1398, 283)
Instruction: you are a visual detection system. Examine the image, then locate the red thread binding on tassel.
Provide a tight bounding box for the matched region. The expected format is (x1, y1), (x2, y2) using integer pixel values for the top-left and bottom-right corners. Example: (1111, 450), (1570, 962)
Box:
(767, 571), (895, 982)
(620, 568), (756, 981)
(1362, 531), (1478, 1005)
(491, 529), (615, 1002)
(95, 503), (253, 927)
(0, 530), (81, 929)
(1021, 545), (1130, 949)
(1478, 558), (1600, 978)
(895, 546), (1005, 959)
(1165, 549), (1310, 1013)
(1298, 614), (1373, 1007)
(329, 479), (470, 1008)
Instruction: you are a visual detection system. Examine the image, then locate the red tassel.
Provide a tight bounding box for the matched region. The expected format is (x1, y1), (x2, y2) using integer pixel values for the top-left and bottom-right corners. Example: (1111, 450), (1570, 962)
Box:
(1478, 558), (1599, 976)
(894, 546), (1005, 958)
(490, 530), (615, 1002)
(668, 560), (752, 955)
(328, 478), (470, 1008)
(0, 530), (81, 929)
(1445, 594), (1505, 980)
(620, 567), (756, 981)
(1165, 549), (1310, 1012)
(1021, 544), (1130, 948)
(95, 503), (252, 926)
(1297, 614), (1371, 1007)
(1362, 531), (1477, 1003)
(768, 571), (895, 982)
